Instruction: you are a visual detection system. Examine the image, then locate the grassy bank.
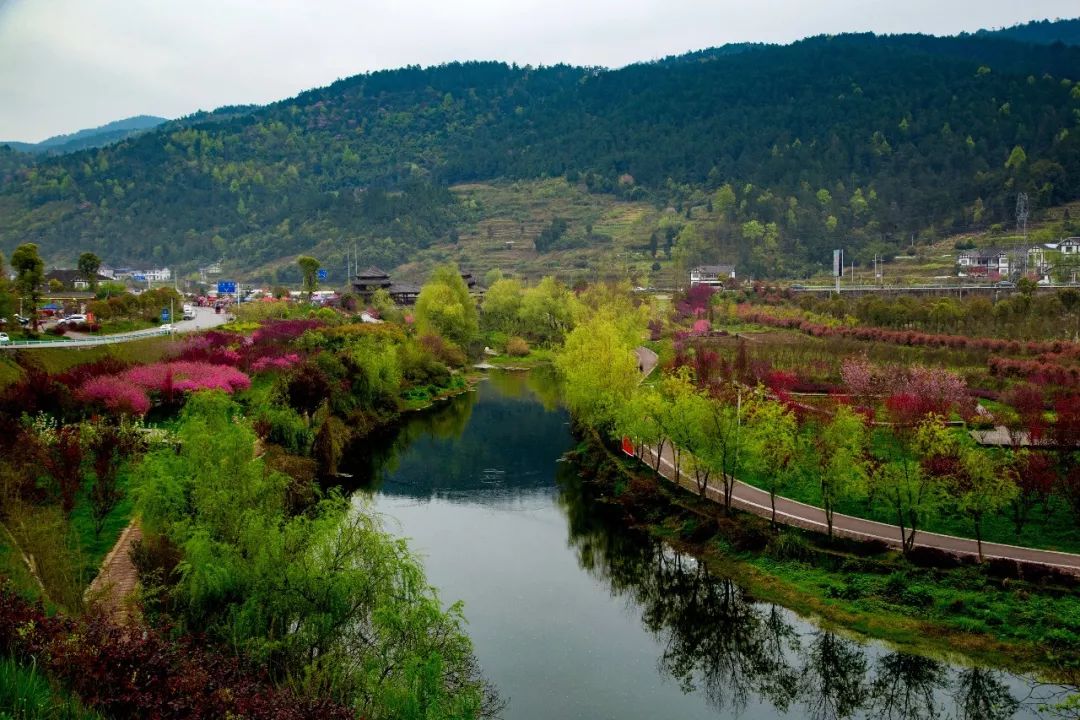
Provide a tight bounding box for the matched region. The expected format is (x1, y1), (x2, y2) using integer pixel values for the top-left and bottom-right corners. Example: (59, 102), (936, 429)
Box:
(0, 656), (102, 720)
(573, 432), (1080, 682)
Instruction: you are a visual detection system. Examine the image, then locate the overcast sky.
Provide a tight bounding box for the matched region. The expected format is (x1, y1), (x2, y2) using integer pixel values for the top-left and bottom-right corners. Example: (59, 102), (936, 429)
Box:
(0, 0), (1076, 142)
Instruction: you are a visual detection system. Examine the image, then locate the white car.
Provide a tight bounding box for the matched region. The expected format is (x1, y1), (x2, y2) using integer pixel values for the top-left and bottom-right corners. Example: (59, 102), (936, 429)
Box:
(59, 314), (87, 325)
(159, 323), (173, 333)
(0, 332), (9, 344)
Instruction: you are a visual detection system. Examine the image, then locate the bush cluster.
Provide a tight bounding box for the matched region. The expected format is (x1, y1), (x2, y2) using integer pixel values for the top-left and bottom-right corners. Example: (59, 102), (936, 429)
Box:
(0, 583), (354, 720)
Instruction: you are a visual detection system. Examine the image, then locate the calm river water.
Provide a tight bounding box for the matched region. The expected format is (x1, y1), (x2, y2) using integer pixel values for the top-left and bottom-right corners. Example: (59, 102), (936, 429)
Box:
(345, 370), (1071, 720)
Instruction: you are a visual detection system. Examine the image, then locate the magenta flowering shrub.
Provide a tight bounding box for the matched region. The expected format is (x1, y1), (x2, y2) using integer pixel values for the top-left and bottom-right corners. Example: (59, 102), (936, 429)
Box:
(251, 353), (302, 373)
(841, 356), (972, 419)
(251, 319), (323, 346)
(123, 362), (251, 395)
(676, 284), (715, 319)
(78, 376), (152, 415)
(691, 319), (710, 335)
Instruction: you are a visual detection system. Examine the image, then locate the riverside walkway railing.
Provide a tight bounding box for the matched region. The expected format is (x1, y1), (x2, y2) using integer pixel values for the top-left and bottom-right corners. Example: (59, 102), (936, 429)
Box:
(0, 327), (171, 350)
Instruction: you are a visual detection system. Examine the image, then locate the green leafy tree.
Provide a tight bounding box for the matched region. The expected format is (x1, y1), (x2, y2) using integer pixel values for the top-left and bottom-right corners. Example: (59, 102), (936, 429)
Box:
(701, 386), (752, 512)
(869, 415), (953, 554)
(745, 397), (799, 528)
(296, 255), (320, 297)
(415, 264), (479, 348)
(134, 392), (502, 719)
(617, 385), (668, 470)
(481, 278), (523, 335)
(0, 252), (12, 322)
(815, 405), (868, 542)
(518, 276), (578, 345)
(954, 447), (1019, 561)
(11, 243), (44, 331)
(556, 311), (638, 432)
(77, 252), (102, 291)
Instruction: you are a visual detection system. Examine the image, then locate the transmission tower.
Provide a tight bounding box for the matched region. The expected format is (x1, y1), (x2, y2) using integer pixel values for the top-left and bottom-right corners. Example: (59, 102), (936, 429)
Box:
(1016, 192), (1029, 244)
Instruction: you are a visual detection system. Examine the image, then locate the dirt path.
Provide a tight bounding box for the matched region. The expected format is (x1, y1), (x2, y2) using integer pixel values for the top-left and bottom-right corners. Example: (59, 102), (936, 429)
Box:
(640, 443), (1080, 575)
(85, 521), (143, 624)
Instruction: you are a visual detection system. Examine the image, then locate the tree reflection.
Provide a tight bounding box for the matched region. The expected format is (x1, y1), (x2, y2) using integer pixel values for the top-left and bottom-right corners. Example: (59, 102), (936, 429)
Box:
(555, 465), (1041, 720)
(803, 630), (869, 720)
(870, 652), (948, 720)
(954, 667), (1020, 720)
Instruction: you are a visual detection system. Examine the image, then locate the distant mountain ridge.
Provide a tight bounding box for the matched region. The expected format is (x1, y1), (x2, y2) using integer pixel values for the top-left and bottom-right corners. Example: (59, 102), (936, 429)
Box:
(1, 115), (168, 155)
(1, 21), (1079, 282)
(974, 17), (1080, 46)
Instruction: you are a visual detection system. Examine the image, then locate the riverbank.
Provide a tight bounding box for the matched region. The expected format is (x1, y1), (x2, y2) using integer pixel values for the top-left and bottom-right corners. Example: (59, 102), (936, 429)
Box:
(570, 430), (1080, 683)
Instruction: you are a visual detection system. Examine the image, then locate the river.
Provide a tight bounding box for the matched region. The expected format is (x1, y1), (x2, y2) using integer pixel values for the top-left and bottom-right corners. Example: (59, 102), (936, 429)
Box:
(345, 369), (1072, 720)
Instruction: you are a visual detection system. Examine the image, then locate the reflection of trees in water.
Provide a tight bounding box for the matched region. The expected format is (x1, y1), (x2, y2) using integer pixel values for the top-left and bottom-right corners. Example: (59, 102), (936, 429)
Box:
(870, 652), (948, 720)
(803, 630), (868, 720)
(344, 371), (568, 500)
(339, 389), (479, 490)
(556, 467), (1033, 720)
(954, 667), (1021, 720)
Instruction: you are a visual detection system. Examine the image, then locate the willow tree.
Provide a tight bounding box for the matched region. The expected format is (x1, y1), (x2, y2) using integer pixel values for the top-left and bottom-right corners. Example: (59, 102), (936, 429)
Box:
(415, 264), (478, 348)
(556, 311), (638, 433)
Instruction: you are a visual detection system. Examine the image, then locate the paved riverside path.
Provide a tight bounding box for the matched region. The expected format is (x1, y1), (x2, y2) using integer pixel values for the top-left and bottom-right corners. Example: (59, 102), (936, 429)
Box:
(639, 443), (1080, 575)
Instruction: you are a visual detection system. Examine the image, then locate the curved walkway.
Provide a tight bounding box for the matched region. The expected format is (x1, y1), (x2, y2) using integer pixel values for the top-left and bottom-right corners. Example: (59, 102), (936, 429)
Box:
(640, 443), (1080, 575)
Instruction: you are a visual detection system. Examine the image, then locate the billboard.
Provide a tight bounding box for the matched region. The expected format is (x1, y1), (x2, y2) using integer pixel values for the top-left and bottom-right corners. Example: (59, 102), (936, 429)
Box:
(217, 281), (237, 294)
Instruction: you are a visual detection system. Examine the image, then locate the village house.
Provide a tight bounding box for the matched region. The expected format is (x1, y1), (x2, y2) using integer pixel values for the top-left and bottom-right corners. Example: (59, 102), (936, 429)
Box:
(43, 268), (113, 291)
(957, 248), (1012, 278)
(689, 264), (735, 288)
(352, 266), (482, 305)
(1060, 237), (1080, 255)
(352, 266), (420, 305)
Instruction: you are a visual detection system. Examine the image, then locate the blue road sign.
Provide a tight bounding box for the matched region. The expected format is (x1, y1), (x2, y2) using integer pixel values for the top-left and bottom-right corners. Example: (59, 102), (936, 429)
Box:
(218, 281), (237, 294)
(317, 269), (328, 281)
(161, 308), (170, 323)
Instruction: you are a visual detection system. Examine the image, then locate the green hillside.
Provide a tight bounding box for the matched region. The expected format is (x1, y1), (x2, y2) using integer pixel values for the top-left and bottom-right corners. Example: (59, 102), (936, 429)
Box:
(1, 27), (1079, 282)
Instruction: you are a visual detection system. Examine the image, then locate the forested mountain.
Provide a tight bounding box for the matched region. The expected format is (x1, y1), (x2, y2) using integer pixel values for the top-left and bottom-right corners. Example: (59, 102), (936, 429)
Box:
(1, 115), (168, 156)
(1, 26), (1079, 281)
(977, 18), (1080, 46)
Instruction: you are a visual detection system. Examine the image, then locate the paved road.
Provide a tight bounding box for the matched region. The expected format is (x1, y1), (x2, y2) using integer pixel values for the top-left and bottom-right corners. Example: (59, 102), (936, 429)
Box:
(2, 307), (230, 349)
(640, 443), (1080, 575)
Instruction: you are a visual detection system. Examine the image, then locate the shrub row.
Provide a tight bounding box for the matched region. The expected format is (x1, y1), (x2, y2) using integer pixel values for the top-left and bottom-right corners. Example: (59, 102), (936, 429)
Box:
(737, 306), (1080, 356)
(0, 583), (355, 720)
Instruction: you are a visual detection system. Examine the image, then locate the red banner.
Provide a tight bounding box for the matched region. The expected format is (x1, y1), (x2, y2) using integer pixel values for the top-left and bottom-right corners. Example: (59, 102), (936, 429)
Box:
(621, 436), (635, 456)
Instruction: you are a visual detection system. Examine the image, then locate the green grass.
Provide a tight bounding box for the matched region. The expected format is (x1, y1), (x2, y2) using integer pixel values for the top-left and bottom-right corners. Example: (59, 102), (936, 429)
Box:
(14, 336), (173, 376)
(484, 347), (555, 366)
(0, 656), (101, 720)
(0, 532), (44, 604)
(68, 471), (135, 583)
(737, 423), (1080, 554)
(0, 355), (23, 389)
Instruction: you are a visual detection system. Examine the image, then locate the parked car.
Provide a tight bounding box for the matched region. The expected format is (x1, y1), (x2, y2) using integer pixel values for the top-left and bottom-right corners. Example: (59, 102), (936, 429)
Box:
(59, 314), (87, 325)
(0, 333), (9, 344)
(994, 280), (1016, 288)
